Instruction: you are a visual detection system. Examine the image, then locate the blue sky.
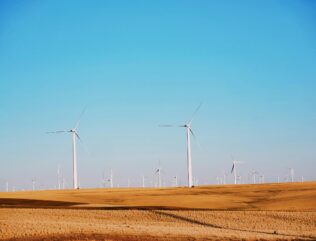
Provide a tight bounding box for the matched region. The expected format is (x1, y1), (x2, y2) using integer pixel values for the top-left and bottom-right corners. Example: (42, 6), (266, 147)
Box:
(0, 0), (315, 190)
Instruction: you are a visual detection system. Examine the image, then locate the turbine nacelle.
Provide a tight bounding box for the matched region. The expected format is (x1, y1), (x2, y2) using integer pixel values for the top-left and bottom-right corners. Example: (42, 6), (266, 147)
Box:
(182, 124), (191, 128)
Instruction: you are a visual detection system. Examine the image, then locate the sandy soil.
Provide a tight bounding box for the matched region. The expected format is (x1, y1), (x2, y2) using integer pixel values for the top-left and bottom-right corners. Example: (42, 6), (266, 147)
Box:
(0, 182), (315, 240)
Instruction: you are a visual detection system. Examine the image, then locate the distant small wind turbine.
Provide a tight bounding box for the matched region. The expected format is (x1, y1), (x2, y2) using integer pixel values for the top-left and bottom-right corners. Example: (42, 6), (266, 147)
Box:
(62, 176), (65, 189)
(173, 176), (178, 187)
(47, 108), (86, 189)
(32, 179), (36, 191)
(160, 103), (202, 188)
(142, 175), (145, 188)
(231, 157), (242, 184)
(57, 165), (62, 190)
(194, 177), (199, 186)
(104, 169), (113, 188)
(221, 171), (227, 185)
(109, 169), (113, 188)
(250, 170), (258, 184)
(5, 181), (9, 192)
(155, 165), (162, 188)
(289, 168), (295, 182)
(259, 174), (265, 184)
(237, 175), (242, 184)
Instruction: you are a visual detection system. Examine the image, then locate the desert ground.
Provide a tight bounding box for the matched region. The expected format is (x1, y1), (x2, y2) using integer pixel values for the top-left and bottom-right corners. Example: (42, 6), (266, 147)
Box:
(0, 182), (315, 241)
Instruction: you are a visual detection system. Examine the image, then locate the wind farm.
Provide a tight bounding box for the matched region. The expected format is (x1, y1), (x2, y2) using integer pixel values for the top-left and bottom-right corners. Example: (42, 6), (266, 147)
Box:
(1, 103), (315, 241)
(1, 1), (316, 241)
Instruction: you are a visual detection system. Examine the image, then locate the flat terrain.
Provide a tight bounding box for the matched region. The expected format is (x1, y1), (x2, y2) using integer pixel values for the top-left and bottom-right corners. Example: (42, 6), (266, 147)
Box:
(0, 182), (315, 240)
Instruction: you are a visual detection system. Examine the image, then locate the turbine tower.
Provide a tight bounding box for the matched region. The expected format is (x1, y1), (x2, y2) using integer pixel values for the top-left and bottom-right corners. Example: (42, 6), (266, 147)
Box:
(47, 108), (85, 189)
(160, 103), (202, 188)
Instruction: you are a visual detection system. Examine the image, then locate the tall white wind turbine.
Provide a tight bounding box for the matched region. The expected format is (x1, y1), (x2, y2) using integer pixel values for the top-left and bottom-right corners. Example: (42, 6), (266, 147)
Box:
(160, 103), (202, 188)
(47, 108), (86, 189)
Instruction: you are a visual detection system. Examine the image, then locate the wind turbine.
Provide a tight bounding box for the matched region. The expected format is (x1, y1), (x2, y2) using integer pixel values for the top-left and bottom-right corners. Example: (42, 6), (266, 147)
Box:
(173, 175), (178, 187)
(155, 166), (162, 188)
(101, 170), (106, 187)
(47, 108), (86, 189)
(142, 175), (145, 188)
(160, 103), (202, 188)
(57, 165), (62, 190)
(259, 174), (265, 184)
(5, 181), (9, 192)
(222, 171), (227, 185)
(109, 169), (113, 188)
(231, 157), (242, 184)
(62, 176), (65, 189)
(216, 176), (220, 185)
(289, 168), (295, 182)
(250, 170), (258, 184)
(32, 179), (36, 191)
(104, 169), (113, 188)
(194, 177), (199, 186)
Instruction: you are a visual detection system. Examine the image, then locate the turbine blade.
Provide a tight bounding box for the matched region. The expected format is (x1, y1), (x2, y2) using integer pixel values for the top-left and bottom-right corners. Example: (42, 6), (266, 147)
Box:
(188, 102), (203, 124)
(189, 128), (202, 149)
(46, 130), (67, 134)
(74, 106), (87, 130)
(75, 132), (83, 143)
(159, 125), (174, 127)
(231, 164), (235, 173)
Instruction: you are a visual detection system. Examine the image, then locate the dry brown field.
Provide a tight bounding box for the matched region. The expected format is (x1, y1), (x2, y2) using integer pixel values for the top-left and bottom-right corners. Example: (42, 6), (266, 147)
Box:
(0, 182), (315, 241)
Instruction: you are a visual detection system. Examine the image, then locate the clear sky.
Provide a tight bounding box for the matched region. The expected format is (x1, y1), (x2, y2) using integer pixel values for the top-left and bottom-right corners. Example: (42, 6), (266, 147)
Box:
(0, 0), (315, 190)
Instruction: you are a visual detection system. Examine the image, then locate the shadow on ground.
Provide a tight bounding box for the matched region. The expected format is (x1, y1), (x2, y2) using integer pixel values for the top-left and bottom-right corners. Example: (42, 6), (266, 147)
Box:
(150, 210), (315, 241)
(0, 198), (83, 207)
